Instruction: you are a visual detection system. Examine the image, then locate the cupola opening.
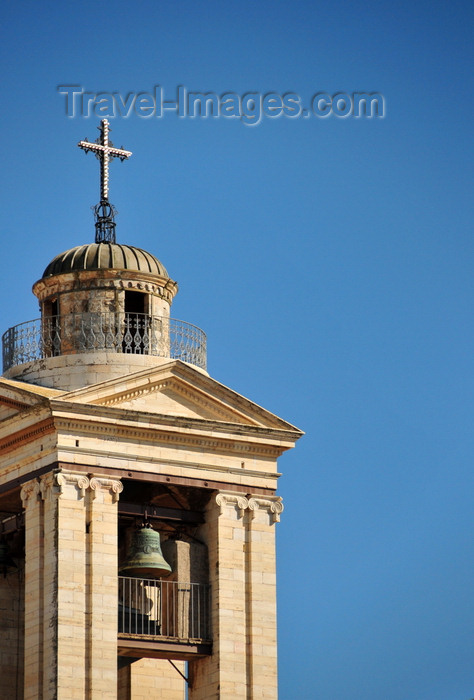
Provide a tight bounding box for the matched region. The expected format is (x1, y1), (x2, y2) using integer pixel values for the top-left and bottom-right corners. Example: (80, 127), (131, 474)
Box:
(125, 290), (147, 316)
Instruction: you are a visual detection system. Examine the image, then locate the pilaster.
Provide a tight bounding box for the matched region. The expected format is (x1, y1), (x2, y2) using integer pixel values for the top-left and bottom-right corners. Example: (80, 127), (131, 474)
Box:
(87, 476), (122, 699)
(21, 480), (43, 700)
(245, 497), (283, 700)
(190, 491), (283, 700)
(21, 470), (123, 700)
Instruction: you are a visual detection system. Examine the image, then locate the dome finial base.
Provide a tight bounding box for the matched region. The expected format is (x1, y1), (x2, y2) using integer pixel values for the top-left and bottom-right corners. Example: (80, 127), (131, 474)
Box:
(94, 200), (117, 244)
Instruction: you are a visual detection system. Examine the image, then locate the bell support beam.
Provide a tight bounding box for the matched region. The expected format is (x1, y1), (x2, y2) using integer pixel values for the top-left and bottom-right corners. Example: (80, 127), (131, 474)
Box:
(118, 501), (204, 524)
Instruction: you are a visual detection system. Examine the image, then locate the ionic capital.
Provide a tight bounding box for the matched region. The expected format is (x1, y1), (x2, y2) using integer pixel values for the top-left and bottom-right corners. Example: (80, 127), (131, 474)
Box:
(216, 493), (249, 518)
(39, 473), (58, 501)
(56, 472), (90, 498)
(20, 480), (41, 506)
(248, 497), (284, 523)
(89, 477), (123, 502)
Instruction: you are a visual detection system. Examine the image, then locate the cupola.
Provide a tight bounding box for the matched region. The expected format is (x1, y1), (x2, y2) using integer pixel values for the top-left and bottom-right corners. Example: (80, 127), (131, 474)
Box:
(2, 120), (206, 390)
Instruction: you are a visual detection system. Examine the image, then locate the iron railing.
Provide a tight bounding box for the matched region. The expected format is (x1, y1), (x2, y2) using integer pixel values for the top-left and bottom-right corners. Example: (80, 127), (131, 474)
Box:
(118, 576), (211, 642)
(2, 313), (207, 372)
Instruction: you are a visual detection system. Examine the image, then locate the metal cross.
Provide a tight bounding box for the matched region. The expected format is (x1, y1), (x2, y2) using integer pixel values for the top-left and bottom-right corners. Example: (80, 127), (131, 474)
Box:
(77, 119), (132, 202)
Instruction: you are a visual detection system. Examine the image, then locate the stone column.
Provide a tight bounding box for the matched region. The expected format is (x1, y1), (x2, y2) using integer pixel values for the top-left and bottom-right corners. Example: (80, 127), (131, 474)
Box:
(87, 476), (123, 699)
(21, 471), (122, 700)
(245, 497), (283, 700)
(190, 492), (249, 700)
(21, 479), (43, 700)
(48, 472), (89, 699)
(189, 491), (283, 700)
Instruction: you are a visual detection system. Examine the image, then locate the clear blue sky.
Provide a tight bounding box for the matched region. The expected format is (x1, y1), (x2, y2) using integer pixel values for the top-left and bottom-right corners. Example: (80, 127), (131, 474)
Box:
(1, 1), (473, 698)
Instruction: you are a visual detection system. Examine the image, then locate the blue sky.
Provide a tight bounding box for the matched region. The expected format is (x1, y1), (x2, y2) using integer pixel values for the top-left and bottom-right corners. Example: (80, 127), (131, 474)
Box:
(1, 1), (473, 698)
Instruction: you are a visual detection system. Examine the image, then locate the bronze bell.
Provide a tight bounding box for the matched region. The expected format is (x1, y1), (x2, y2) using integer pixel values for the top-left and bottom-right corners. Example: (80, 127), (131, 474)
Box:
(119, 525), (172, 579)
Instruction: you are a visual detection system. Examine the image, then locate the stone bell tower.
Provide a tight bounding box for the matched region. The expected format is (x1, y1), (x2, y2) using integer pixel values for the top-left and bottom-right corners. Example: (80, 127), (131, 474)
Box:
(0, 120), (302, 699)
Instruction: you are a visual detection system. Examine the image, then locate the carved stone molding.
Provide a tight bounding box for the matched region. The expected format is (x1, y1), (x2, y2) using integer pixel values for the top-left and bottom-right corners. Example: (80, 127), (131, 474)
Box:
(215, 493), (284, 521)
(39, 473), (58, 501)
(248, 497), (284, 523)
(20, 480), (41, 506)
(100, 382), (169, 407)
(56, 472), (90, 498)
(53, 417), (281, 458)
(0, 418), (55, 457)
(33, 272), (177, 304)
(20, 472), (123, 508)
(89, 477), (123, 502)
(216, 493), (249, 518)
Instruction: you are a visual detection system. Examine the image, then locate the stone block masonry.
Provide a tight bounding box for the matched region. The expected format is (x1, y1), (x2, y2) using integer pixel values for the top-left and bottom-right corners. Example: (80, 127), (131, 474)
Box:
(21, 470), (122, 700)
(189, 491), (283, 700)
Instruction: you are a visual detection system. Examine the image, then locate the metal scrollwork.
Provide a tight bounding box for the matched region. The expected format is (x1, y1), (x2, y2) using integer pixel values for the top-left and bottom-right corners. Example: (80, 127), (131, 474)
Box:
(2, 313), (207, 372)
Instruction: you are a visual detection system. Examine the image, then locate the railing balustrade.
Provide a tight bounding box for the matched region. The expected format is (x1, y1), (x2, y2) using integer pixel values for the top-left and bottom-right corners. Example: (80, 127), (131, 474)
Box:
(2, 312), (207, 372)
(118, 576), (211, 642)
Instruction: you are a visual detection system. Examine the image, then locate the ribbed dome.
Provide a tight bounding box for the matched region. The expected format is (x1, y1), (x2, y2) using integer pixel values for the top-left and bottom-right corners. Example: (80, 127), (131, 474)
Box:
(42, 243), (169, 278)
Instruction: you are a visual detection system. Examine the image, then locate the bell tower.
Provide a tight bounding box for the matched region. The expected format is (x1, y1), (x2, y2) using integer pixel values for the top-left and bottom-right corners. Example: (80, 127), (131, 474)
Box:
(0, 121), (302, 699)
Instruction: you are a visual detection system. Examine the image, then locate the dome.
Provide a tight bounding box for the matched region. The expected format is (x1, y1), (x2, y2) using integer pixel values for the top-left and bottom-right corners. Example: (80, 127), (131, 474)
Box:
(42, 243), (169, 278)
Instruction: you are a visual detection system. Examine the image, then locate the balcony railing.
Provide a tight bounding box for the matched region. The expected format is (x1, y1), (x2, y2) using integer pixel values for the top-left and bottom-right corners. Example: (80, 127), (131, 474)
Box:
(118, 576), (211, 642)
(2, 312), (207, 372)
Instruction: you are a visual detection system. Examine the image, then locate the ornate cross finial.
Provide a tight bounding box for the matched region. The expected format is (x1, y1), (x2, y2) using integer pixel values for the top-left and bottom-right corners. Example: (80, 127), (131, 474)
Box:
(77, 119), (132, 243)
(78, 119), (132, 202)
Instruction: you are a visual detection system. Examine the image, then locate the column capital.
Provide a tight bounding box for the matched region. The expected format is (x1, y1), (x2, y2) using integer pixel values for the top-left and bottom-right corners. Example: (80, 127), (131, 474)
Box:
(214, 492), (284, 522)
(248, 496), (284, 522)
(20, 479), (41, 506)
(56, 471), (90, 498)
(89, 476), (123, 502)
(215, 492), (249, 518)
(39, 473), (59, 501)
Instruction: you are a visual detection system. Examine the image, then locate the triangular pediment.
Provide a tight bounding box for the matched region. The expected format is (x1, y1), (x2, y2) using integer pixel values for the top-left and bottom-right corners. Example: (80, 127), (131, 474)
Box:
(59, 360), (301, 432)
(0, 377), (63, 422)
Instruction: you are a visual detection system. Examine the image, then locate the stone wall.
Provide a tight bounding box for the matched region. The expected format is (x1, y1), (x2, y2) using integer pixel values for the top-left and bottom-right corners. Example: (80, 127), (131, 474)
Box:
(5, 352), (172, 390)
(118, 659), (185, 700)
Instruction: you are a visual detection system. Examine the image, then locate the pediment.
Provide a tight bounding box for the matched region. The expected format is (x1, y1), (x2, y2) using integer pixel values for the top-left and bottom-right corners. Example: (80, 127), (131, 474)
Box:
(109, 381), (254, 423)
(0, 377), (62, 423)
(60, 360), (301, 431)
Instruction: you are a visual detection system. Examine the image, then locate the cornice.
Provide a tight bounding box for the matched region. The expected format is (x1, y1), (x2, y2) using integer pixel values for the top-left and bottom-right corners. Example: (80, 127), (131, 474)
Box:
(33, 270), (178, 304)
(53, 415), (283, 458)
(97, 380), (170, 407)
(50, 399), (301, 446)
(0, 396), (29, 411)
(96, 377), (254, 426)
(57, 360), (303, 435)
(0, 417), (55, 456)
